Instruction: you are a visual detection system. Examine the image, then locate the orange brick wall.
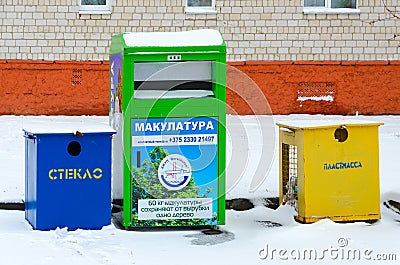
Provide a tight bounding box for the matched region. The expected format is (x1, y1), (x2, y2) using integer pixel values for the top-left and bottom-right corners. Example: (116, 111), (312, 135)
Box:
(228, 61), (400, 115)
(0, 60), (109, 115)
(0, 60), (399, 116)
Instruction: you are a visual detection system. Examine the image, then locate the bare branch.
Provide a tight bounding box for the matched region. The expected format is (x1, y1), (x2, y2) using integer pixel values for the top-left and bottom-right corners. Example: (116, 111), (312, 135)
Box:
(365, 0), (400, 25)
(381, 0), (400, 19)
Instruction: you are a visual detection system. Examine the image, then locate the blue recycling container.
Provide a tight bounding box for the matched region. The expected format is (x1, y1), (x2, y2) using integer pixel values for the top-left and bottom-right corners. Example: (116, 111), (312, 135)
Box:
(24, 122), (115, 230)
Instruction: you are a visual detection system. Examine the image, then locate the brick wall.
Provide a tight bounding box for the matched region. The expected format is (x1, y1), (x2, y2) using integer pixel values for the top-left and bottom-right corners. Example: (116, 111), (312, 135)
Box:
(0, 0), (399, 61)
(0, 60), (108, 115)
(1, 1), (400, 116)
(1, 60), (399, 115)
(228, 60), (400, 115)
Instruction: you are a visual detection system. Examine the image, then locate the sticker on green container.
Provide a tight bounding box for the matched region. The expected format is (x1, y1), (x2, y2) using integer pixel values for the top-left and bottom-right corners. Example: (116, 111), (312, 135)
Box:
(131, 117), (219, 227)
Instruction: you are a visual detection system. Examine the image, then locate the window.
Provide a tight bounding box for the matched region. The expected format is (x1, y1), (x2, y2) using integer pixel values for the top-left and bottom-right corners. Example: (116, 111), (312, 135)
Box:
(304, 0), (360, 14)
(185, 0), (216, 14)
(79, 0), (112, 14)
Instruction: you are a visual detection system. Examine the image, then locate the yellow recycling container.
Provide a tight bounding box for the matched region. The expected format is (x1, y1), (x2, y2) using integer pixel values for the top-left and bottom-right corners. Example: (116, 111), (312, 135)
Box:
(276, 120), (383, 223)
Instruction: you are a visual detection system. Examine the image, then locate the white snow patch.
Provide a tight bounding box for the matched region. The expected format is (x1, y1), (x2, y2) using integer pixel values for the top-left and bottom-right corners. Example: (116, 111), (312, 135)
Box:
(0, 114), (400, 265)
(123, 29), (224, 47)
(23, 121), (115, 134)
(276, 118), (383, 129)
(297, 95), (334, 102)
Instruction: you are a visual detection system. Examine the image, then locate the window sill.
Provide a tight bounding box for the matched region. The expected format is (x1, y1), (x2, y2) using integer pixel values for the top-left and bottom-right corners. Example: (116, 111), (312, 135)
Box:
(303, 7), (360, 15)
(185, 7), (217, 14)
(79, 9), (112, 15)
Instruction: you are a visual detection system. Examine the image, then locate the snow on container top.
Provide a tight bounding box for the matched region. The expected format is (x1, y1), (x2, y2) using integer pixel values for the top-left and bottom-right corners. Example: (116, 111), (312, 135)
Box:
(23, 121), (115, 135)
(123, 29), (224, 48)
(276, 119), (384, 130)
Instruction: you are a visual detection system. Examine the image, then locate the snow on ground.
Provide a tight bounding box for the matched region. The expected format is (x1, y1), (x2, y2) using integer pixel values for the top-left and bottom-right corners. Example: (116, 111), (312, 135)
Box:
(1, 114), (400, 264)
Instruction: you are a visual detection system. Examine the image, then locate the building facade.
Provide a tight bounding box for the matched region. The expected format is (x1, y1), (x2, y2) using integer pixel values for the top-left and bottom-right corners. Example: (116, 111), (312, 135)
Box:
(0, 0), (399, 115)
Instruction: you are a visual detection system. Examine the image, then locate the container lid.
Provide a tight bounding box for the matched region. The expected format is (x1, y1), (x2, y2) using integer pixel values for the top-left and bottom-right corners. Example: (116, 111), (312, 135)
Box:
(276, 119), (384, 130)
(23, 121), (115, 135)
(123, 29), (224, 47)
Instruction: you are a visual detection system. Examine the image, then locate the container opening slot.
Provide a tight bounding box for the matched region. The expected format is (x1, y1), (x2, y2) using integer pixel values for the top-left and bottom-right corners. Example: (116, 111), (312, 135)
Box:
(334, 126), (348, 142)
(67, 141), (81, 156)
(134, 80), (213, 91)
(133, 61), (216, 99)
(282, 143), (298, 213)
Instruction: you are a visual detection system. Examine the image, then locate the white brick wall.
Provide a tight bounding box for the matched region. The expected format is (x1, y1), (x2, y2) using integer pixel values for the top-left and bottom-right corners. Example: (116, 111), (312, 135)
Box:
(0, 0), (399, 61)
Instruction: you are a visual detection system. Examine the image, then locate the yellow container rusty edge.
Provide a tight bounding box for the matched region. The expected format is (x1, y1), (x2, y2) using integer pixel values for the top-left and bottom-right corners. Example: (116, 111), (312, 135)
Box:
(277, 120), (383, 223)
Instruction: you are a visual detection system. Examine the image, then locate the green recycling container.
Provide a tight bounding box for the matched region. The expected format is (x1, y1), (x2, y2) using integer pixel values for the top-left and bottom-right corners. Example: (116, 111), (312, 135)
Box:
(110, 29), (226, 228)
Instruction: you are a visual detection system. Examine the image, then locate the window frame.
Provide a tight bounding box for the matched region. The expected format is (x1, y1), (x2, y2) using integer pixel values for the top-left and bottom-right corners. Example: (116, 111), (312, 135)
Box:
(185, 0), (217, 14)
(79, 0), (112, 15)
(303, 0), (360, 14)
